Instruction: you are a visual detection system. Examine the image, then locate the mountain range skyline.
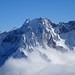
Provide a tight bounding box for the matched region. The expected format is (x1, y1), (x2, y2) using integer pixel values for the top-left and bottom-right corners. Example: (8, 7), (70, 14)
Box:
(0, 17), (75, 75)
(0, 0), (75, 74)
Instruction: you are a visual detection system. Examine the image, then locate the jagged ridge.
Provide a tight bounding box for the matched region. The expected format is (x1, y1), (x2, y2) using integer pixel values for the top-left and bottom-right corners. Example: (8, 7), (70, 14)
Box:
(0, 17), (75, 67)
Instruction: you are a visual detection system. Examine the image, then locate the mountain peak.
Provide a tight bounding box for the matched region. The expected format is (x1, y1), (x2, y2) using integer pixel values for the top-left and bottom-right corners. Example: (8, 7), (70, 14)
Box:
(0, 18), (75, 67)
(21, 18), (56, 32)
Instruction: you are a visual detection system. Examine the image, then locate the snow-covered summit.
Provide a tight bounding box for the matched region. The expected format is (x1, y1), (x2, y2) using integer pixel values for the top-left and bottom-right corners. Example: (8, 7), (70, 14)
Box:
(0, 18), (75, 67)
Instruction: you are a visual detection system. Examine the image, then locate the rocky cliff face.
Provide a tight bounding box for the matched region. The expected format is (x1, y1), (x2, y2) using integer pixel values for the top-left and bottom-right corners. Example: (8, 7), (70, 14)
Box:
(0, 18), (75, 67)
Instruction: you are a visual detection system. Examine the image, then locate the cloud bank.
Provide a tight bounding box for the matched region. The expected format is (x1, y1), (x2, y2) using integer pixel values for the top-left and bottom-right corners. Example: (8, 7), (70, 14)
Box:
(0, 47), (75, 75)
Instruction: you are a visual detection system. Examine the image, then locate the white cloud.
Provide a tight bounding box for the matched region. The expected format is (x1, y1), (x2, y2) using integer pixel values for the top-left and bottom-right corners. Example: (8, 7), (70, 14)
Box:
(0, 47), (75, 75)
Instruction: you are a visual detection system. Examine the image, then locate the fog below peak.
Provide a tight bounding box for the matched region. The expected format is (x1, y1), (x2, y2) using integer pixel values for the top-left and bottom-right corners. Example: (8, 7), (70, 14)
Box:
(0, 47), (75, 75)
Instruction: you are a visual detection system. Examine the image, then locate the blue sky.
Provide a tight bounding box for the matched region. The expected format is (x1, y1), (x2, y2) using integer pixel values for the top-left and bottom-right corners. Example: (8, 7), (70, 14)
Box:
(0, 0), (75, 31)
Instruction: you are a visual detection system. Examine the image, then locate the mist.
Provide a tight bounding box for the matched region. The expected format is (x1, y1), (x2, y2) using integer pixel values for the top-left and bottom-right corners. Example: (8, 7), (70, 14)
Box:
(0, 47), (75, 75)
